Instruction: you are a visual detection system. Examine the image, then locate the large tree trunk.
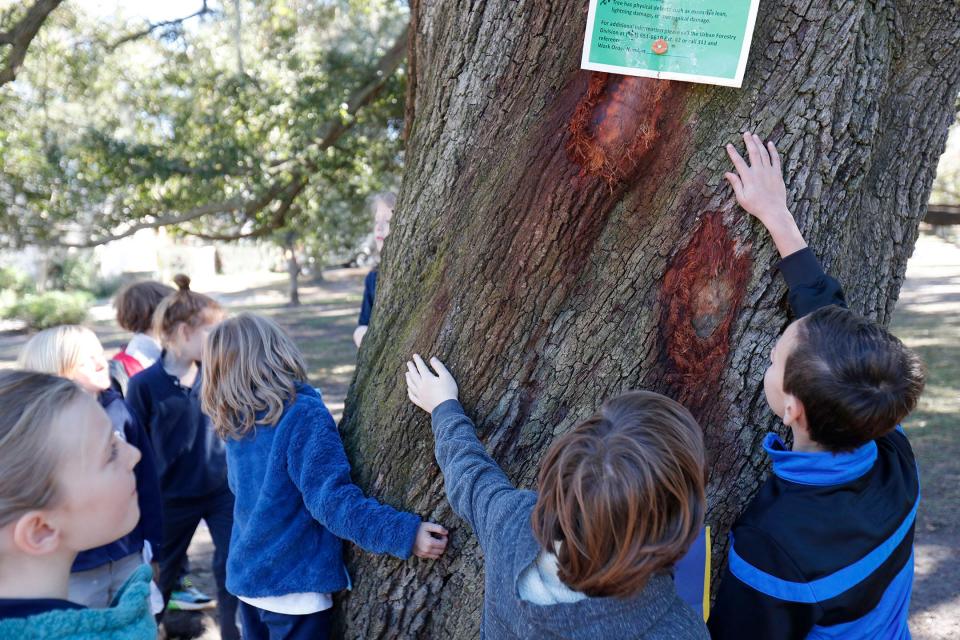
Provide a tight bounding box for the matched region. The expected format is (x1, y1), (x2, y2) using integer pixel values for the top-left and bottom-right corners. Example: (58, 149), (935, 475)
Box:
(338, 1), (960, 637)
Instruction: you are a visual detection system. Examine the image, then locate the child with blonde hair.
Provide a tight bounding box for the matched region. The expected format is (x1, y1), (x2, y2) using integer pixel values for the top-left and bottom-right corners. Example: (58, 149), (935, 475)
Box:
(202, 313), (449, 640)
(18, 326), (163, 613)
(125, 274), (238, 639)
(0, 370), (155, 637)
(354, 191), (396, 347)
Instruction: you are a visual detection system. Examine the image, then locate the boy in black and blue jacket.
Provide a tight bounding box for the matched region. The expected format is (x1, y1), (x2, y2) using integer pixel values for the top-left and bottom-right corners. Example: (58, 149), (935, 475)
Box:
(708, 133), (924, 639)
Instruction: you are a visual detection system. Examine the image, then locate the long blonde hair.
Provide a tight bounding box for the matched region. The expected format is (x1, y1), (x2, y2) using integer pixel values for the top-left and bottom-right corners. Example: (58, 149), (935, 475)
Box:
(201, 313), (307, 439)
(0, 371), (86, 528)
(17, 325), (98, 377)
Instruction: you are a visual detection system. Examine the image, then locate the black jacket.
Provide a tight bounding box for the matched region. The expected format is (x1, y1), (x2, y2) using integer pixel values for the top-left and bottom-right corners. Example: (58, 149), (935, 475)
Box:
(708, 248), (918, 640)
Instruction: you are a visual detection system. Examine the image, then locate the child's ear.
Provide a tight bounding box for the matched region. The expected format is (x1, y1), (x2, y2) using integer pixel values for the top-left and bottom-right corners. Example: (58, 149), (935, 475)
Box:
(12, 512), (62, 556)
(783, 393), (808, 432)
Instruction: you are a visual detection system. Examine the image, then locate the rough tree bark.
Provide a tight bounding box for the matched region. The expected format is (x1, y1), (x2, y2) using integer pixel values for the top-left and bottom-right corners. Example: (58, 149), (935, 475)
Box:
(338, 1), (960, 637)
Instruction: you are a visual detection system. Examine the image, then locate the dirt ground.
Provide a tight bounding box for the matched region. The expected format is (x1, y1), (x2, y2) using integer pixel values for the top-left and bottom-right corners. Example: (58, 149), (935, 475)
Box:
(890, 232), (960, 640)
(0, 234), (955, 638)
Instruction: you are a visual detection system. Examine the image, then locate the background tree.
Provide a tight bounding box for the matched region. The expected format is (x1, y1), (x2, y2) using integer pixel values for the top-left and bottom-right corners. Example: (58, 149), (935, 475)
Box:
(338, 1), (960, 637)
(0, 0), (64, 87)
(0, 0), (405, 270)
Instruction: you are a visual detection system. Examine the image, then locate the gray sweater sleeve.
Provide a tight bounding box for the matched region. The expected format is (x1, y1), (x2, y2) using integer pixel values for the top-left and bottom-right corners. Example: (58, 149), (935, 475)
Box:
(430, 399), (521, 553)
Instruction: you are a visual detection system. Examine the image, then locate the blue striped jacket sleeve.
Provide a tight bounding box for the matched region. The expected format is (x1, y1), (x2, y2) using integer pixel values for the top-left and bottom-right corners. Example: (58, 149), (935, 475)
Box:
(708, 526), (820, 639)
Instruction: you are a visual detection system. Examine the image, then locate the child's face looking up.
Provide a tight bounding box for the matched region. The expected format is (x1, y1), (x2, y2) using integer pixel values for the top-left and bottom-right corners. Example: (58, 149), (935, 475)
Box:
(374, 200), (394, 253)
(45, 394), (141, 554)
(68, 332), (111, 395)
(763, 319), (801, 422)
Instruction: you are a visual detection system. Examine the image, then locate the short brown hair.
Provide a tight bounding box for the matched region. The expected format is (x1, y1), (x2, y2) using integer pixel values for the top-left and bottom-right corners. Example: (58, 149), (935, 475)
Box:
(531, 391), (706, 598)
(201, 313), (307, 439)
(153, 274), (222, 346)
(114, 281), (175, 333)
(0, 371), (86, 528)
(784, 305), (926, 452)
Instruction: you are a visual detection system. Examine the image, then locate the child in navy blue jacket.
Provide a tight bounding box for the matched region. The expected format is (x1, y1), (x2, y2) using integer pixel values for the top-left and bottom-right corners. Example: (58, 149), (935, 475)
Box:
(201, 313), (448, 640)
(17, 325), (163, 612)
(708, 133), (925, 639)
(126, 274), (239, 639)
(353, 191), (395, 348)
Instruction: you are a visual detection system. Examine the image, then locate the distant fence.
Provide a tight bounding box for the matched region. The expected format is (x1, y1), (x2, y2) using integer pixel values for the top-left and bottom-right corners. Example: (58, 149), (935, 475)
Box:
(925, 204), (960, 226)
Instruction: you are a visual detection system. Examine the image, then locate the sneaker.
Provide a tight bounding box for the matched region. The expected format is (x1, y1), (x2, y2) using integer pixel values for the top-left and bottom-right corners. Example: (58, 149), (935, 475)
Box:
(168, 580), (216, 611)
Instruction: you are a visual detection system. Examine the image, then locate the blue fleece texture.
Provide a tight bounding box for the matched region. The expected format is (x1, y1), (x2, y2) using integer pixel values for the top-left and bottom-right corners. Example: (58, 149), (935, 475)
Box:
(0, 564), (156, 639)
(224, 384), (421, 597)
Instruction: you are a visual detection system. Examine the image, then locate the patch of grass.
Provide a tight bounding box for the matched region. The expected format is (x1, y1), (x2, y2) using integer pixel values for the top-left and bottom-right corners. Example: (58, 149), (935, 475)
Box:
(890, 306), (960, 534)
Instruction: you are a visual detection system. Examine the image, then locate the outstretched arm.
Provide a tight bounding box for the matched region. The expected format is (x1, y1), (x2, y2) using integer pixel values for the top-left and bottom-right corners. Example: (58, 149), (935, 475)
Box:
(287, 401), (448, 560)
(407, 355), (522, 553)
(725, 132), (847, 316)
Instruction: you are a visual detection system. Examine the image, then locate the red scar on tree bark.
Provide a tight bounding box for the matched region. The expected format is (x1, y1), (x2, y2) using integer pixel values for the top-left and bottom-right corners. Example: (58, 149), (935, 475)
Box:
(566, 73), (673, 186)
(660, 213), (752, 413)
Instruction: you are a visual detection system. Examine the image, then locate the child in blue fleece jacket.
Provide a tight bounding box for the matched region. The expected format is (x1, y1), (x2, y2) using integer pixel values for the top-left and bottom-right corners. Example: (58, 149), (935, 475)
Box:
(201, 313), (448, 640)
(0, 371), (156, 639)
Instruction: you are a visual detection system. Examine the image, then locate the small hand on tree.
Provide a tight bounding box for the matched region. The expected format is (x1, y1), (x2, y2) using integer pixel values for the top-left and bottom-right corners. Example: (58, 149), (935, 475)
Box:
(405, 354), (459, 414)
(725, 132), (808, 258)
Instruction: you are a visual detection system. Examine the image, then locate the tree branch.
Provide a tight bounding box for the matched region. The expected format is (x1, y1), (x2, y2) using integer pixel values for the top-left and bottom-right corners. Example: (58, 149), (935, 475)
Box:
(0, 0), (65, 87)
(57, 180), (287, 248)
(303, 25), (409, 170)
(52, 24), (409, 248)
(180, 176), (309, 241)
(107, 1), (212, 51)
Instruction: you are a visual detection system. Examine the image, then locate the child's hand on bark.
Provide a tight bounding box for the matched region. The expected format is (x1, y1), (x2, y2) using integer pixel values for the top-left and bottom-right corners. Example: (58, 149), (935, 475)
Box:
(725, 132), (807, 258)
(406, 354), (459, 413)
(413, 521), (449, 559)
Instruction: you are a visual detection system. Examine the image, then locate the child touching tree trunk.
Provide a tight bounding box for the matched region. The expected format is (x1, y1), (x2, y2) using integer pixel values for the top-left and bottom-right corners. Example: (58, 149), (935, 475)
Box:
(202, 313), (448, 640)
(406, 355), (708, 639)
(354, 191), (396, 348)
(708, 133), (924, 639)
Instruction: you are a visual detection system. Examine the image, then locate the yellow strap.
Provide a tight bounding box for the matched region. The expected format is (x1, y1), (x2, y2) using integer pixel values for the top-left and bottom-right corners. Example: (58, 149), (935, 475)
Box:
(703, 525), (711, 621)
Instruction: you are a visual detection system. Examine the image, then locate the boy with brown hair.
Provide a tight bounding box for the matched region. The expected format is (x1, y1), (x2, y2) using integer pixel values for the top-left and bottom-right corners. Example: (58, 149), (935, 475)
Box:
(406, 355), (709, 639)
(110, 280), (175, 394)
(708, 133), (925, 639)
